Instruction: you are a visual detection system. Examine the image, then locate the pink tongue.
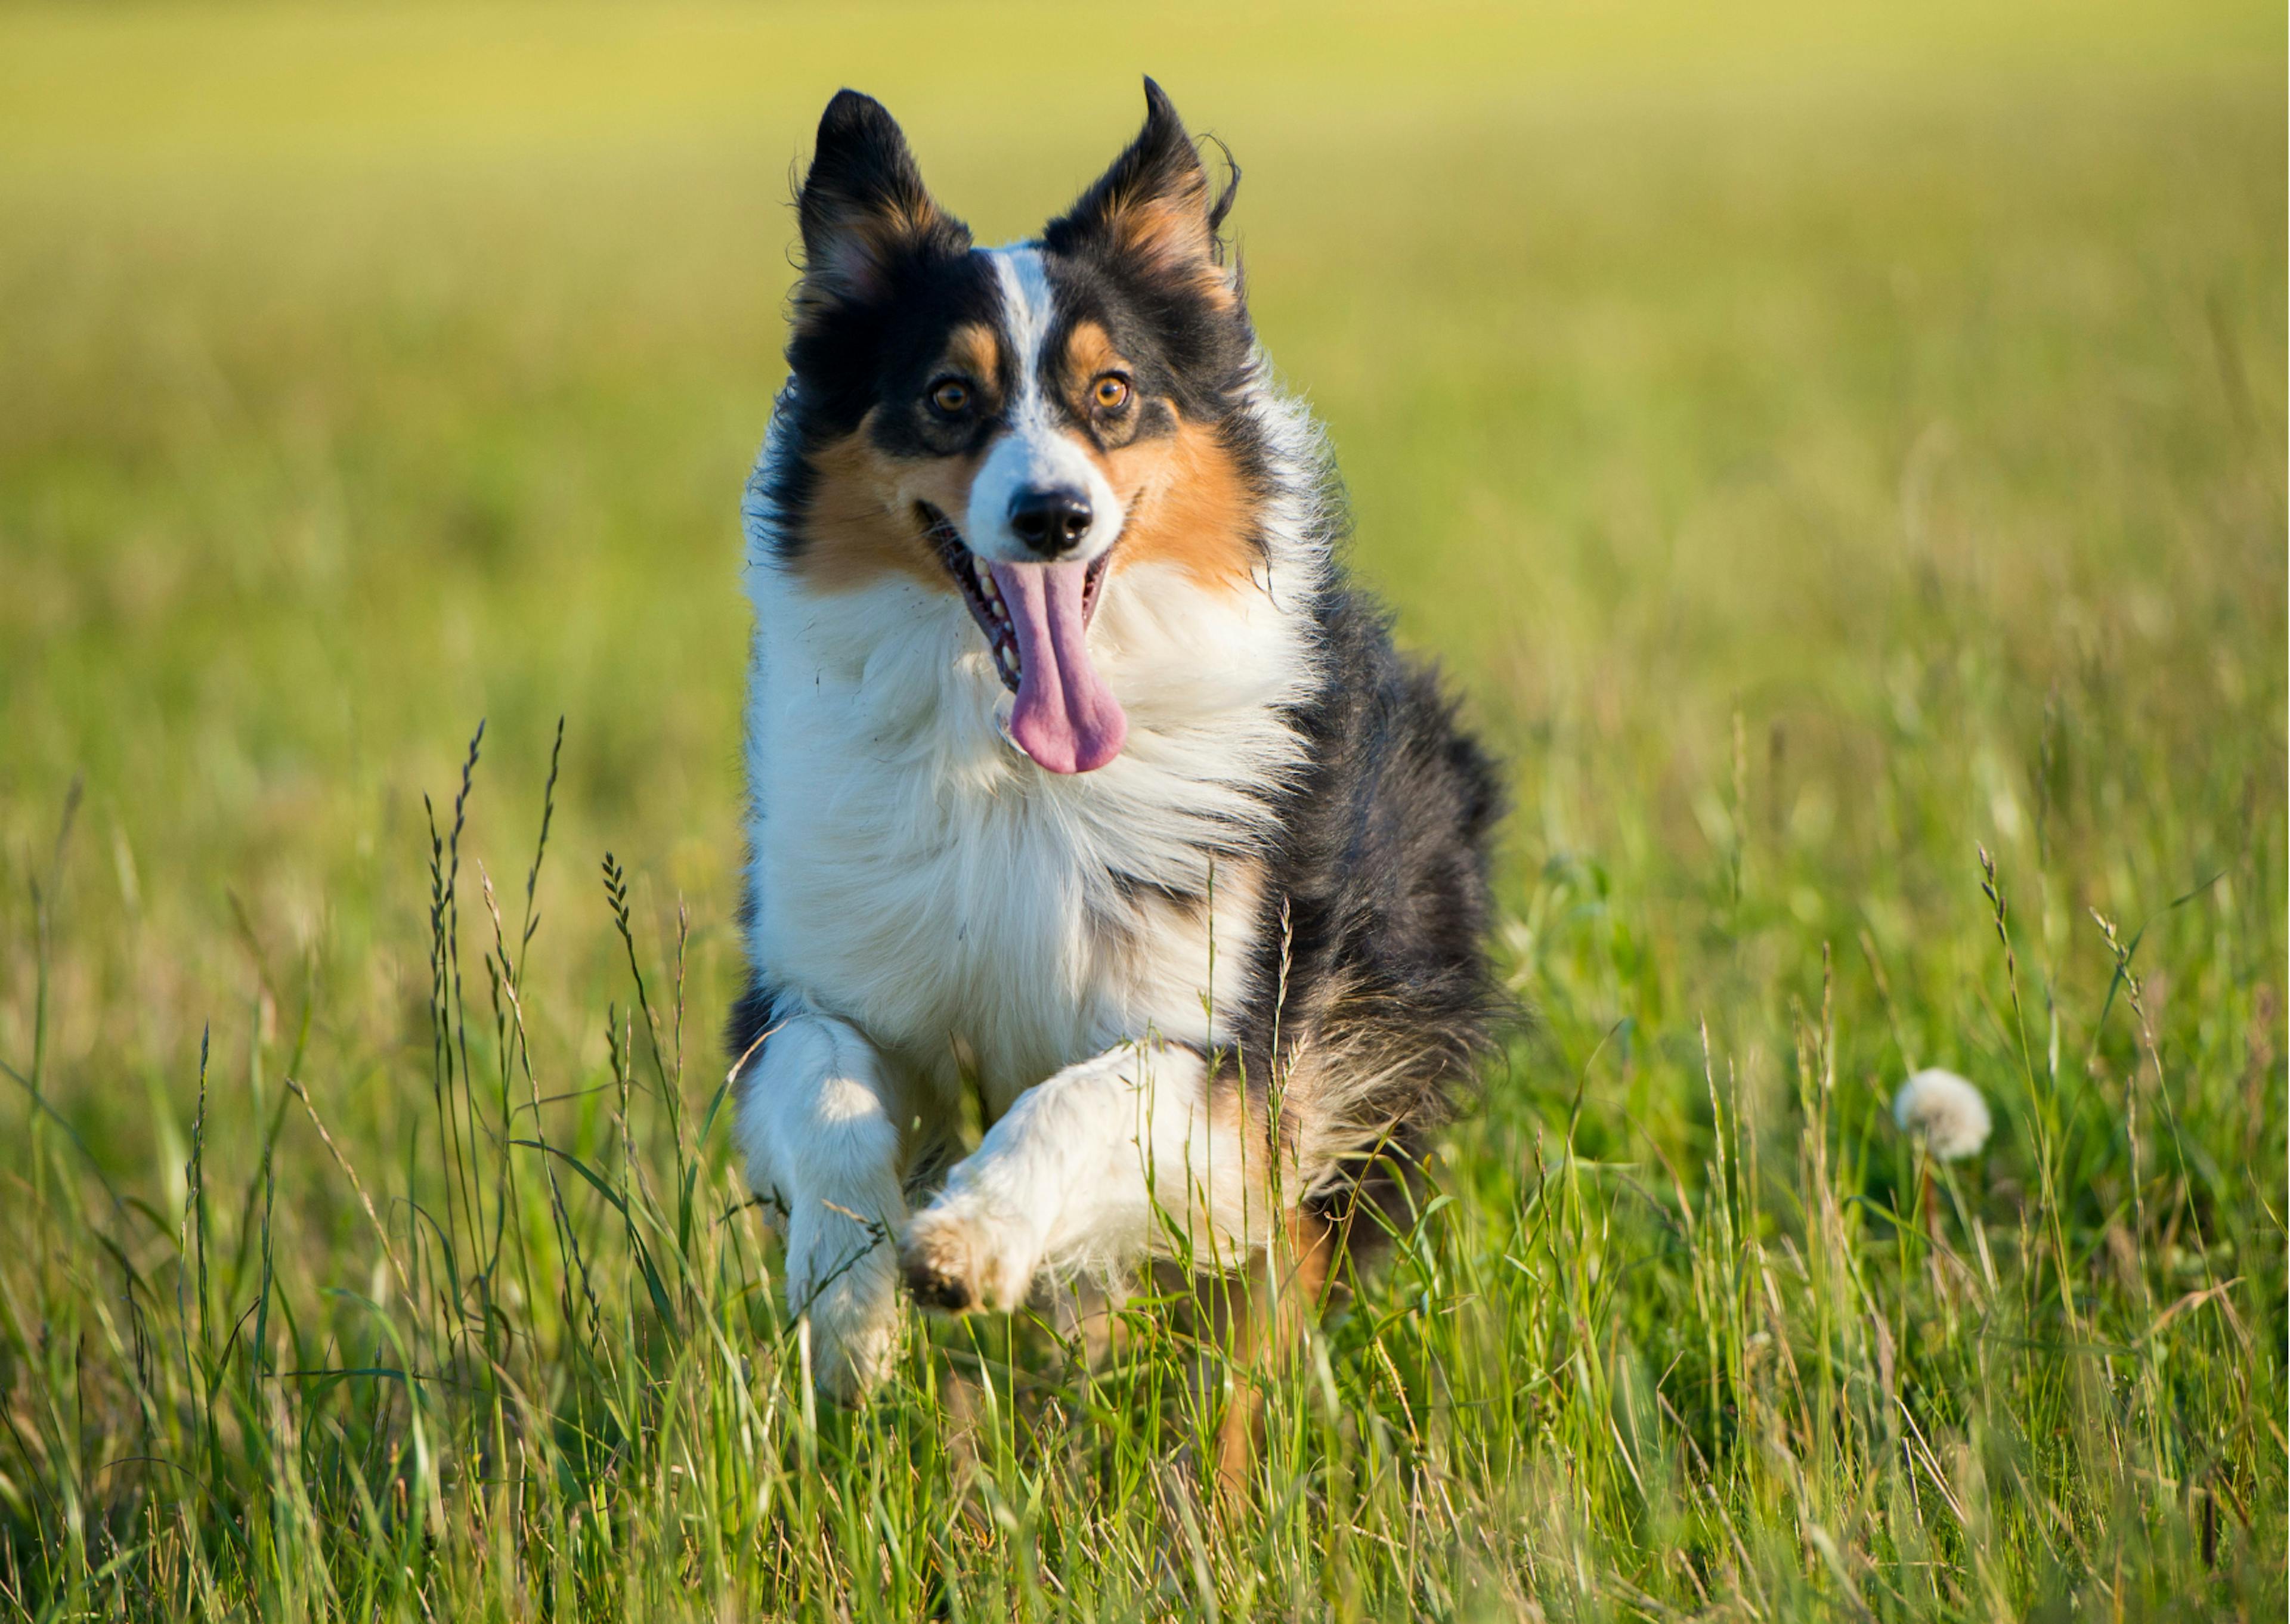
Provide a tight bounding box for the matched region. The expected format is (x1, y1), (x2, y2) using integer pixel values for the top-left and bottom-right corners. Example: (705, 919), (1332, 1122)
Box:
(988, 559), (1127, 773)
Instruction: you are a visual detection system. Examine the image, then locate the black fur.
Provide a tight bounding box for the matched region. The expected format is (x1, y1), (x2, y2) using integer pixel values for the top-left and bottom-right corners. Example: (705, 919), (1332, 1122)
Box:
(1236, 588), (1504, 1235)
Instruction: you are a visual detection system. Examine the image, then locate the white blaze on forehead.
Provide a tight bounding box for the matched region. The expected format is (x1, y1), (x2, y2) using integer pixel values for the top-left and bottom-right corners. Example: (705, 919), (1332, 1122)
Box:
(964, 246), (1124, 565)
(992, 245), (1056, 390)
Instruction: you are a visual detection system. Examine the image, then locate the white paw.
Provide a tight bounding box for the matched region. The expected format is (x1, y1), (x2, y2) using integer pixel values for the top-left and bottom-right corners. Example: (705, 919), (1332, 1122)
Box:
(784, 1202), (901, 1402)
(901, 1189), (1044, 1315)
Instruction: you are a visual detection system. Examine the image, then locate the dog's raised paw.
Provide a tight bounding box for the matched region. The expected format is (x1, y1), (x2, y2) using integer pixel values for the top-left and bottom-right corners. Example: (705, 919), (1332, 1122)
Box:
(900, 1198), (1040, 1315)
(901, 1250), (976, 1314)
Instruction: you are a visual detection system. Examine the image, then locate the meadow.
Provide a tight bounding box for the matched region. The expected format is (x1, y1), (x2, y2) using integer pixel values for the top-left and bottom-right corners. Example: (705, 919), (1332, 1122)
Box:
(1, 2), (2283, 1617)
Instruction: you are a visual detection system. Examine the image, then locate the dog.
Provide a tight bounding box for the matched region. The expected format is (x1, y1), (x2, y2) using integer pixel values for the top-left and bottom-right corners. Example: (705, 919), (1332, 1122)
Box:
(728, 80), (1501, 1462)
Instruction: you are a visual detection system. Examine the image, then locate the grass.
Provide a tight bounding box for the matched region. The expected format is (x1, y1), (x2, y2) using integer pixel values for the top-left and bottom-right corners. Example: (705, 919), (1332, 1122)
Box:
(1, 1), (2283, 1616)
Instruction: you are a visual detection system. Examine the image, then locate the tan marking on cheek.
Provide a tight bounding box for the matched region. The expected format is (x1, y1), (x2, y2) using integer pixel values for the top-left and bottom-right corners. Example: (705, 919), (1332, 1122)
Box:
(791, 422), (986, 595)
(896, 447), (991, 532)
(1103, 417), (1257, 591)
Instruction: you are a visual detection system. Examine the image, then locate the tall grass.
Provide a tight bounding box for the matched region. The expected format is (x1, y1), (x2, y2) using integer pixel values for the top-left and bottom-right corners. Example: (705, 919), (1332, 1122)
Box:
(1, 1), (2282, 1617)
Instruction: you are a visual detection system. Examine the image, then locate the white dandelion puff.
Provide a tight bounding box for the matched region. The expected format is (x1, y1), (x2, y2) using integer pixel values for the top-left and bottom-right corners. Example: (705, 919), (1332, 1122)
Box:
(1892, 1068), (1991, 1161)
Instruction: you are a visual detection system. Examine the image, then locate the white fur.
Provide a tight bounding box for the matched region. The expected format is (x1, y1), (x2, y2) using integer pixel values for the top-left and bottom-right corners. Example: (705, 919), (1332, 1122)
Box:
(964, 248), (1125, 566)
(904, 1040), (1281, 1307)
(733, 1012), (906, 1399)
(735, 332), (1335, 1392)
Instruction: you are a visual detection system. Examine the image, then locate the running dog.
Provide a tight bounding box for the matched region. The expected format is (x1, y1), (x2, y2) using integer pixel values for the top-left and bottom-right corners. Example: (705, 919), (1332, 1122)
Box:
(728, 82), (1500, 1458)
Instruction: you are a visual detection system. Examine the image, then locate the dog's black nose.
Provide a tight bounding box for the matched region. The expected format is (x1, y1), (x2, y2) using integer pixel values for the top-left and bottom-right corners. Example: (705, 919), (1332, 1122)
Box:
(1007, 486), (1093, 557)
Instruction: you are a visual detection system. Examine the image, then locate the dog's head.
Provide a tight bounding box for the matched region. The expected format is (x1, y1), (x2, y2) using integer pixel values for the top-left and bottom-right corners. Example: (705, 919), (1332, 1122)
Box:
(771, 80), (1265, 774)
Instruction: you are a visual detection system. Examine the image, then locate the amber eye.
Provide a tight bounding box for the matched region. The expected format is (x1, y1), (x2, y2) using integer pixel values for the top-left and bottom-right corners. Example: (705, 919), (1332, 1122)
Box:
(928, 378), (971, 416)
(1093, 374), (1132, 412)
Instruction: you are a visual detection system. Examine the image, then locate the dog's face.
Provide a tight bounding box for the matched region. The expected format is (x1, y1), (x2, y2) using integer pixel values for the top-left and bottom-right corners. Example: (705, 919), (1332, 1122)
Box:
(768, 80), (1267, 774)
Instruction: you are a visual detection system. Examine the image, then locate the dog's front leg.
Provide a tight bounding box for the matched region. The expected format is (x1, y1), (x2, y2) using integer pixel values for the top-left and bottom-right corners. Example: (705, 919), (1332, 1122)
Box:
(732, 1011), (909, 1400)
(902, 1040), (1273, 1313)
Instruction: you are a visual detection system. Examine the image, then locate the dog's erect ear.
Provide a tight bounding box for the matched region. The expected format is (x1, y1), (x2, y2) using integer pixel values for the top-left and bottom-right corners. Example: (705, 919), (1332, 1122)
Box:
(1047, 78), (1237, 303)
(796, 90), (967, 311)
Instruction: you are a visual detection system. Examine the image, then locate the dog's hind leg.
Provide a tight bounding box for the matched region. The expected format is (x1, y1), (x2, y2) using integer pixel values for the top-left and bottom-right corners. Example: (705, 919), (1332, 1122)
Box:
(1212, 1208), (1333, 1508)
(901, 1039), (1280, 1315)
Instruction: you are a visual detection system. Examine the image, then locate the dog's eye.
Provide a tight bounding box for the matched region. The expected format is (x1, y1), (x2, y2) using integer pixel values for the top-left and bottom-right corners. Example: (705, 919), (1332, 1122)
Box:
(1093, 375), (1131, 413)
(928, 379), (971, 416)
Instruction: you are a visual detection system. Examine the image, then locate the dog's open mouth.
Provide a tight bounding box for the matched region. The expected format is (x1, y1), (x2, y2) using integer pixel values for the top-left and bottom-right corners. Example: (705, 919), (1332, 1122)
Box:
(918, 503), (1125, 774)
(920, 504), (1110, 694)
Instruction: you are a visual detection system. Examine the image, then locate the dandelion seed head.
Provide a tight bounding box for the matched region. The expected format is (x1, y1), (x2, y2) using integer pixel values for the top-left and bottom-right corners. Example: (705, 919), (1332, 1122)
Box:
(1892, 1068), (1991, 1161)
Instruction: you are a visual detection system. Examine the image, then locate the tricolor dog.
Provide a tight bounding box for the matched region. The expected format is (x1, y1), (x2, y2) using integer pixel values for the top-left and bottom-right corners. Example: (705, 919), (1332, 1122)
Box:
(729, 81), (1500, 1449)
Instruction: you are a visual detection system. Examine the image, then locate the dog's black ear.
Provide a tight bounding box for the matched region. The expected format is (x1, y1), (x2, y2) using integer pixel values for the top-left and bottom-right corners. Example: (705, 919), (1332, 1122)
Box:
(1047, 78), (1237, 304)
(796, 91), (967, 312)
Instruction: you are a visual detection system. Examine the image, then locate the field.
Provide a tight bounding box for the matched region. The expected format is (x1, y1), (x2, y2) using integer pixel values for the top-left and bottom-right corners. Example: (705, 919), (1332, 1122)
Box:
(1, 2), (2283, 1617)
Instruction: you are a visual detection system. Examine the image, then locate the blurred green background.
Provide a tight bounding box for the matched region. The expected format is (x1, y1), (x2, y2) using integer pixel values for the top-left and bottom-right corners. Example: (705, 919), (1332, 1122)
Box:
(4, 0), (2278, 1124)
(0, 4), (2282, 1612)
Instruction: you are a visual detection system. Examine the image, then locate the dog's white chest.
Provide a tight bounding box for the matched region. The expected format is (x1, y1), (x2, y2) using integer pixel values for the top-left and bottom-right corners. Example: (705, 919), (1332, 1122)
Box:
(760, 777), (1122, 1093)
(738, 543), (1322, 1120)
(742, 581), (1258, 1105)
